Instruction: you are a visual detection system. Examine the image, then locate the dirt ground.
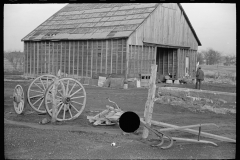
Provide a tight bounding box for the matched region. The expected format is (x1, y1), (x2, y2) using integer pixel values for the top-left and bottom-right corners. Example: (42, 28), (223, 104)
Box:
(4, 77), (236, 159)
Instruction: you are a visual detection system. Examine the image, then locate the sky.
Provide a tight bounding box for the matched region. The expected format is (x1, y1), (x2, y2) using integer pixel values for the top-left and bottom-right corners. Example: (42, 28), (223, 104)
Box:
(4, 3), (236, 56)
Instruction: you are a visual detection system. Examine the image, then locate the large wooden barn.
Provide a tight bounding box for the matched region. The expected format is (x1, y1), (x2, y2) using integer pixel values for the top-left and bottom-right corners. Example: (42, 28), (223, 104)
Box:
(22, 3), (201, 81)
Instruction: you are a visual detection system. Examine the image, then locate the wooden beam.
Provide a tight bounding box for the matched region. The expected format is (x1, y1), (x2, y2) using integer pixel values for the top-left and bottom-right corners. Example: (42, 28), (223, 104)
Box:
(86, 41), (88, 77)
(167, 49), (169, 74)
(36, 42), (39, 75)
(77, 41), (79, 77)
(96, 41), (98, 74)
(33, 42), (35, 76)
(162, 49), (165, 75)
(111, 39), (113, 74)
(125, 39), (129, 80)
(172, 50), (174, 76)
(49, 42), (51, 74)
(60, 42), (62, 75)
(52, 42), (55, 75)
(145, 119), (236, 143)
(73, 41), (75, 76)
(26, 42), (28, 75)
(121, 39), (124, 74)
(69, 41), (70, 76)
(40, 42), (42, 75)
(142, 64), (157, 138)
(141, 45), (143, 73)
(82, 41), (84, 77)
(105, 40), (108, 74)
(29, 42), (31, 75)
(177, 48), (180, 79)
(91, 41), (93, 78)
(101, 40), (103, 73)
(116, 40), (118, 74)
(45, 41), (46, 74)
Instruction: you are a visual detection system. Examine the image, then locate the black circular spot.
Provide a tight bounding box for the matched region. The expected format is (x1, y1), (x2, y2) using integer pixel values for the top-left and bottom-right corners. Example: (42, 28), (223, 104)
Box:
(119, 111), (140, 133)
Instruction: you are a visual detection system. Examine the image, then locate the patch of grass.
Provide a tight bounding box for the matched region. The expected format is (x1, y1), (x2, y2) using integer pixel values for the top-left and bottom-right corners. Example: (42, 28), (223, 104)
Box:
(201, 65), (236, 83)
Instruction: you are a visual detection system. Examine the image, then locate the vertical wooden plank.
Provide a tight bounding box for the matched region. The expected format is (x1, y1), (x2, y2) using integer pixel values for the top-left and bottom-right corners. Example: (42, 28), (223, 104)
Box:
(37, 42), (39, 75)
(86, 40), (88, 77)
(29, 42), (32, 75)
(96, 41), (98, 74)
(48, 42), (51, 74)
(52, 42), (54, 75)
(23, 42), (25, 75)
(77, 41), (79, 77)
(91, 40), (93, 78)
(125, 39), (129, 80)
(177, 48), (180, 79)
(105, 40), (108, 74)
(33, 42), (35, 76)
(101, 40), (103, 73)
(72, 41), (75, 76)
(163, 48), (164, 75)
(121, 39), (124, 74)
(167, 49), (169, 74)
(140, 45), (143, 73)
(82, 41), (84, 77)
(172, 50), (174, 76)
(26, 42), (28, 74)
(64, 42), (66, 75)
(110, 39), (113, 74)
(68, 41), (70, 76)
(44, 41), (47, 74)
(116, 40), (118, 74)
(60, 42), (62, 74)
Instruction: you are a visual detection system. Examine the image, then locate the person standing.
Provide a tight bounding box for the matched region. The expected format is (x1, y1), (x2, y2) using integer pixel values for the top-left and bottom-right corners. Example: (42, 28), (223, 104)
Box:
(195, 66), (204, 90)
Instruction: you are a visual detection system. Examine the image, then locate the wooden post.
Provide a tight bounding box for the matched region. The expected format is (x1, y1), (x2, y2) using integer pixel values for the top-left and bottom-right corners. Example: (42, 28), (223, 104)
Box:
(51, 78), (59, 123)
(121, 39), (124, 74)
(142, 64), (157, 139)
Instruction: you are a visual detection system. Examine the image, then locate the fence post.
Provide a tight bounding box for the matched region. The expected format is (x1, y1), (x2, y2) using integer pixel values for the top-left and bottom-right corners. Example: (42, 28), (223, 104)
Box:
(142, 64), (157, 138)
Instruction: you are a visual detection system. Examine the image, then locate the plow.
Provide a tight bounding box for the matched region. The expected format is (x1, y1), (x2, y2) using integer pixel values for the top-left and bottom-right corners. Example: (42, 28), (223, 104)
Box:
(11, 70), (235, 150)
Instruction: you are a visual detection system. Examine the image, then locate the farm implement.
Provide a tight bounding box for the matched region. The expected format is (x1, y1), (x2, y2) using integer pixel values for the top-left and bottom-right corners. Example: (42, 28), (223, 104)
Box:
(12, 74), (86, 121)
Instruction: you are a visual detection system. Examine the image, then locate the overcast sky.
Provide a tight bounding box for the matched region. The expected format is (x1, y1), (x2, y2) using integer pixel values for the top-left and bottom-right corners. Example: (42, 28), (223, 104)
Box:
(4, 3), (236, 56)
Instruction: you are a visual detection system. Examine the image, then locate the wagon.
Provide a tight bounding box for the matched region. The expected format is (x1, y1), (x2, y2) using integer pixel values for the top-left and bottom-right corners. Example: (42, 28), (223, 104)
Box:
(12, 74), (86, 121)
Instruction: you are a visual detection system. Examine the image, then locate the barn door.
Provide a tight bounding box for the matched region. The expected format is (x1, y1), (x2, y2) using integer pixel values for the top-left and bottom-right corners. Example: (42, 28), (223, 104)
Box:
(185, 56), (189, 76)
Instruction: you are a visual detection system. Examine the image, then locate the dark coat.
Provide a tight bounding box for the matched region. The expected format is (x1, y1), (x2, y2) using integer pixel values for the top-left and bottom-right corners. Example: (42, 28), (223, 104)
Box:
(196, 69), (204, 80)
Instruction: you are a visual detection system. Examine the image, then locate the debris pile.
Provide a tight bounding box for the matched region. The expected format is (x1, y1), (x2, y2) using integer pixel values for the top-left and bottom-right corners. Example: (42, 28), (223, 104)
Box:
(87, 105), (124, 125)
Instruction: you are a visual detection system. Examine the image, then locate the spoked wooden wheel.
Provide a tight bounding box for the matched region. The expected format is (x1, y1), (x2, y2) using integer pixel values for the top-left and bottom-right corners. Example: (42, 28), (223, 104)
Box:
(44, 78), (87, 121)
(27, 75), (58, 113)
(13, 85), (25, 114)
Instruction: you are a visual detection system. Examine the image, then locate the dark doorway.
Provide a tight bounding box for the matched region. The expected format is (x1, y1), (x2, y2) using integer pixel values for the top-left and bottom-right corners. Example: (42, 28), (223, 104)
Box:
(156, 47), (177, 77)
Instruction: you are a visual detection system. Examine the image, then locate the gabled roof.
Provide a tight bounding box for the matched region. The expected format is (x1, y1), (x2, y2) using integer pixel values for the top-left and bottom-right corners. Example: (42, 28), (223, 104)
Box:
(22, 3), (201, 46)
(22, 3), (159, 41)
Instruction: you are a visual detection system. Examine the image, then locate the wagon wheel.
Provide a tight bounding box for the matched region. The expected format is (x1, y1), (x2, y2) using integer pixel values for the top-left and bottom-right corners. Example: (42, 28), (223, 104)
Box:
(13, 85), (26, 114)
(27, 74), (58, 113)
(44, 78), (86, 121)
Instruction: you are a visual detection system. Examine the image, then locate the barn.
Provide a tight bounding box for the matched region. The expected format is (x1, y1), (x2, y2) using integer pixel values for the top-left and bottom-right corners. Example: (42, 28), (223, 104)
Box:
(22, 3), (201, 83)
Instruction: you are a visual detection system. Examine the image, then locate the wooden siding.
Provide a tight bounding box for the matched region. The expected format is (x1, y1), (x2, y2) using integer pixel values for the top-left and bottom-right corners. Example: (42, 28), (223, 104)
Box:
(128, 3), (198, 50)
(24, 39), (127, 78)
(128, 45), (155, 76)
(177, 48), (197, 78)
